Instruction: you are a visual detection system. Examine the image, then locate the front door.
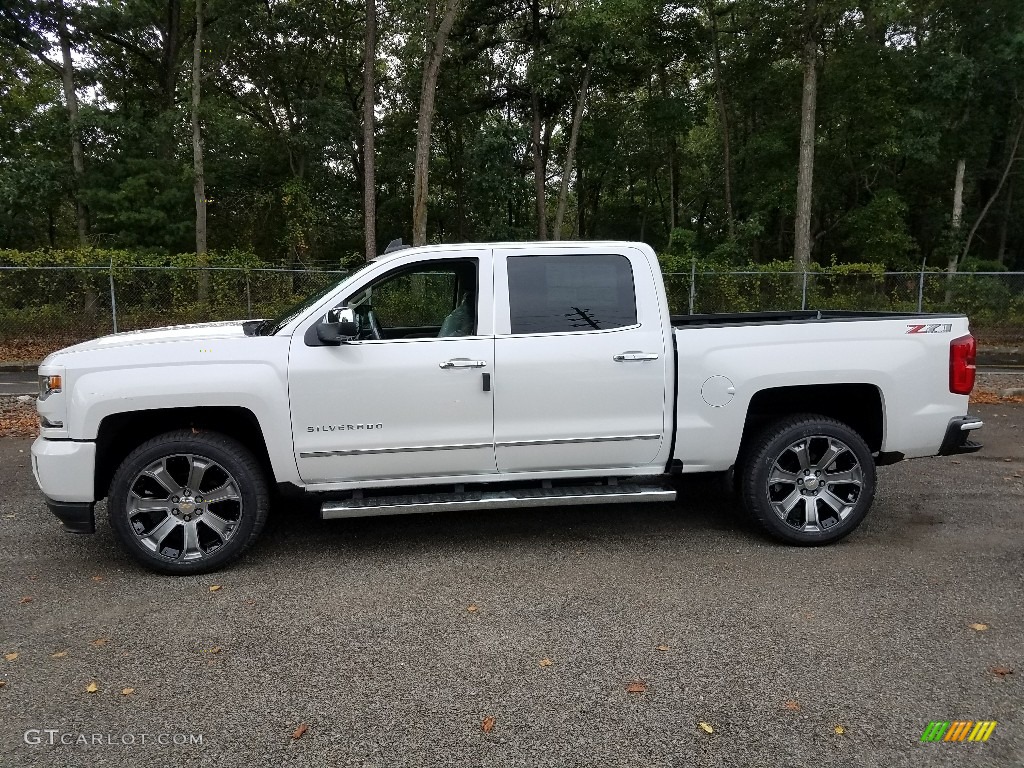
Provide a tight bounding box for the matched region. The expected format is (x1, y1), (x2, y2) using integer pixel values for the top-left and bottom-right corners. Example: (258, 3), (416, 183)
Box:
(289, 254), (496, 484)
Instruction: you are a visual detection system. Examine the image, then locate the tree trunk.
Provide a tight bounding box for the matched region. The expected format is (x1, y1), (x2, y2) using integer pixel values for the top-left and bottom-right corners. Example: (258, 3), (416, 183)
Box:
(55, 0), (88, 247)
(55, 0), (98, 318)
(793, 0), (818, 275)
(529, 0), (546, 240)
(553, 67), (591, 240)
(708, 1), (735, 240)
(162, 0), (183, 111)
(961, 114), (1023, 264)
(411, 0), (460, 246)
(947, 158), (966, 273)
(668, 139), (676, 233)
(997, 176), (1013, 265)
(531, 91), (547, 240)
(362, 0), (377, 261)
(191, 0), (209, 305)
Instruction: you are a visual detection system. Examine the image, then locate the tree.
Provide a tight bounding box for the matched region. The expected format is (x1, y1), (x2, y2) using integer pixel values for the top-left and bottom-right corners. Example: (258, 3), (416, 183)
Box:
(191, 0), (208, 302)
(793, 0), (820, 274)
(411, 0), (461, 246)
(362, 0), (377, 260)
(552, 65), (590, 239)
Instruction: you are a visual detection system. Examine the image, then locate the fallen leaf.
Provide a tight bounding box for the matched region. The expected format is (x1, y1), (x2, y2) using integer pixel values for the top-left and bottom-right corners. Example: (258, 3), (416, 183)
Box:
(656, 645), (670, 652)
(539, 658), (553, 667)
(208, 646), (222, 654)
(481, 716), (495, 733)
(90, 638), (109, 647)
(91, 575), (104, 582)
(85, 682), (99, 693)
(4, 653), (17, 662)
(209, 585), (222, 592)
(291, 723), (308, 740)
(783, 699), (801, 711)
(990, 666), (1014, 677)
(970, 623), (989, 631)
(699, 722), (714, 734)
(18, 597), (33, 605)
(0, 681), (6, 688)
(626, 681), (646, 693)
(834, 725), (846, 735)
(121, 687), (134, 696)
(467, 604), (478, 613)
(51, 651), (67, 659)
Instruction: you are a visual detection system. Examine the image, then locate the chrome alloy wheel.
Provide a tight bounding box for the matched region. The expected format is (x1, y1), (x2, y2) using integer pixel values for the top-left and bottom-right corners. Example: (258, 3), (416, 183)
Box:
(125, 454), (243, 562)
(765, 435), (864, 533)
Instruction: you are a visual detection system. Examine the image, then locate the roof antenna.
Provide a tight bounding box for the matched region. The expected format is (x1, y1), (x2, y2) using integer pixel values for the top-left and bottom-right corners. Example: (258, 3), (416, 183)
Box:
(383, 238), (410, 254)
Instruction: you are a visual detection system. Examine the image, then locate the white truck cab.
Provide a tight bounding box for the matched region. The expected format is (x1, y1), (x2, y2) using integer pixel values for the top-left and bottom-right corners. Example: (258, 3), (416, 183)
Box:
(32, 241), (982, 573)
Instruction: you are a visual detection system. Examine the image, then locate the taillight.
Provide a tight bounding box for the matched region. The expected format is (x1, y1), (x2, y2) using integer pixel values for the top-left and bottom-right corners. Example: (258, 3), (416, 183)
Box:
(949, 334), (976, 395)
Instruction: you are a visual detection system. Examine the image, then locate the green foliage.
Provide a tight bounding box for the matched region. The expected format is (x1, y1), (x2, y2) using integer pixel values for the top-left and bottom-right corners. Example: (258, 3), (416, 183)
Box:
(841, 190), (919, 268)
(0, 0), (1022, 275)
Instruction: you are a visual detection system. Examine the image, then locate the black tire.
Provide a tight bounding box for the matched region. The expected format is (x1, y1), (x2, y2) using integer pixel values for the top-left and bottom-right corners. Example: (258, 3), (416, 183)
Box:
(108, 430), (269, 574)
(739, 414), (876, 546)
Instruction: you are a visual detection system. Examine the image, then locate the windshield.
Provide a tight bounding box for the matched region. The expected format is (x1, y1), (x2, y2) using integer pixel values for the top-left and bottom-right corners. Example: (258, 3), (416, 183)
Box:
(258, 274), (349, 336)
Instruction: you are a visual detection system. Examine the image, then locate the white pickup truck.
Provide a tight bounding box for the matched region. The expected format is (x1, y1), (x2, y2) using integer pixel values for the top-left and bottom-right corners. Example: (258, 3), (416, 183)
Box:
(32, 241), (982, 573)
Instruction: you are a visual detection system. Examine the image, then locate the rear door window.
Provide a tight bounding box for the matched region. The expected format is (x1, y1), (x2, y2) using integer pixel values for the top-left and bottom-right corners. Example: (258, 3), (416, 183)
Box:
(507, 254), (637, 334)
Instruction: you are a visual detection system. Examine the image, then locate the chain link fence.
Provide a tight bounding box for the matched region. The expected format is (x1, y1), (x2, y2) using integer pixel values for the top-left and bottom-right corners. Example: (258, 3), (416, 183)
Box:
(0, 266), (347, 343)
(664, 270), (1024, 344)
(2, 265), (1023, 345)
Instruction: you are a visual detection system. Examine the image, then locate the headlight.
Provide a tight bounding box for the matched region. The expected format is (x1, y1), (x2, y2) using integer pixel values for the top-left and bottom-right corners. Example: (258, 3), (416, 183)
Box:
(39, 374), (62, 400)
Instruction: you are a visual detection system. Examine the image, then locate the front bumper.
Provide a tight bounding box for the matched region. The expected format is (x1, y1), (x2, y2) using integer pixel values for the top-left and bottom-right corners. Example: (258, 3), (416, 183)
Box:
(938, 416), (984, 456)
(31, 437), (97, 533)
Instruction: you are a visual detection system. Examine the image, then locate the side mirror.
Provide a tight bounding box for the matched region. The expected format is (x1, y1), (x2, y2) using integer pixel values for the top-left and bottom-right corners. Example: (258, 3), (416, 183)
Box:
(314, 307), (359, 346)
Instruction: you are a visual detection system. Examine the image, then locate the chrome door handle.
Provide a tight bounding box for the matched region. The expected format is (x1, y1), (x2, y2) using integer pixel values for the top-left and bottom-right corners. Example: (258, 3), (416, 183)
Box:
(439, 358), (487, 369)
(613, 352), (660, 362)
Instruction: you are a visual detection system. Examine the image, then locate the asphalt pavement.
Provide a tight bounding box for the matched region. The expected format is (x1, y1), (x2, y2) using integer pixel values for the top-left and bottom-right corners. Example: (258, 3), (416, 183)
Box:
(0, 405), (1021, 767)
(0, 372), (35, 396)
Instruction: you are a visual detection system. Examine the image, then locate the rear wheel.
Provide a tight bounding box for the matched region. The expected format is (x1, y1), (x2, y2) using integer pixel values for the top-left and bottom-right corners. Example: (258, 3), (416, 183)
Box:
(108, 430), (269, 574)
(740, 414), (875, 545)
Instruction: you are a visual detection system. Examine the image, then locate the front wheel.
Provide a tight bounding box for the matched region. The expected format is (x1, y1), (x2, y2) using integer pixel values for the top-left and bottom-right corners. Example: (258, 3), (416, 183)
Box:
(108, 430), (269, 574)
(739, 414), (876, 545)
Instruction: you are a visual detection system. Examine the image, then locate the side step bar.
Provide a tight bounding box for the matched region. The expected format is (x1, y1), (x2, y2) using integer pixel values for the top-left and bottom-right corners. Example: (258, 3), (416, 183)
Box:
(321, 483), (676, 520)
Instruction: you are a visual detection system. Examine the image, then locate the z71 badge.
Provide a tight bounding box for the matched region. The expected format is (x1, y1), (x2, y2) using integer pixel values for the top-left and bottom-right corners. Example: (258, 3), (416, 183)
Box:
(906, 323), (952, 334)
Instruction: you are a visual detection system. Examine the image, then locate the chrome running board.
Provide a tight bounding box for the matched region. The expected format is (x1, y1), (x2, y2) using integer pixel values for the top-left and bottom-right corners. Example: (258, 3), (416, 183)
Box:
(320, 483), (676, 520)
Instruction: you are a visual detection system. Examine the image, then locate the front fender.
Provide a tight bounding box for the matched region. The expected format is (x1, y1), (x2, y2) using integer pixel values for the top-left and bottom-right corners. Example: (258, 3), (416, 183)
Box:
(68, 362), (300, 486)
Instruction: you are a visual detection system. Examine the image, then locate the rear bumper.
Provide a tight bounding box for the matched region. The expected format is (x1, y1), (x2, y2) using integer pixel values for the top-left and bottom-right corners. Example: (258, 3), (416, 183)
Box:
(45, 497), (96, 534)
(938, 416), (984, 456)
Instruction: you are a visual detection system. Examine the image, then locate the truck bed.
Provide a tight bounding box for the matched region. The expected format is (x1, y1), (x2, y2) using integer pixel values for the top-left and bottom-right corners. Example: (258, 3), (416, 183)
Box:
(671, 310), (964, 329)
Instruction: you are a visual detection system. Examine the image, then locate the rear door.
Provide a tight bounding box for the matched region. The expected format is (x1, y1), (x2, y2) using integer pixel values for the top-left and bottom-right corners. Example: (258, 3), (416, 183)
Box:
(492, 245), (671, 473)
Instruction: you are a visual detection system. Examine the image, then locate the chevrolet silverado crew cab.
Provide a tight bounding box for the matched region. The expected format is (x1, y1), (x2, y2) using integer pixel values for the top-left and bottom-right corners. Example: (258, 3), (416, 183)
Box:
(32, 241), (983, 574)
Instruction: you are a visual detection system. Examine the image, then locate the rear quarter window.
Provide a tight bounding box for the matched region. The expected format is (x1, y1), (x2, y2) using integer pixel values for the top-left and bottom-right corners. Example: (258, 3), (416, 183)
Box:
(507, 254), (637, 334)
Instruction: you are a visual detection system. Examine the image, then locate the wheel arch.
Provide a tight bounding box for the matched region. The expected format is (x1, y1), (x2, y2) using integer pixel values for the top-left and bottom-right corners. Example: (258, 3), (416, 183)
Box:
(739, 383), (884, 456)
(95, 407), (275, 501)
